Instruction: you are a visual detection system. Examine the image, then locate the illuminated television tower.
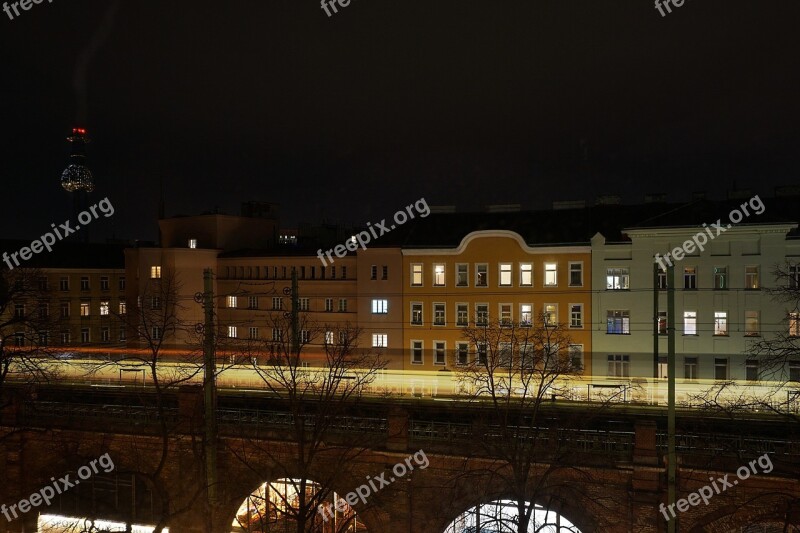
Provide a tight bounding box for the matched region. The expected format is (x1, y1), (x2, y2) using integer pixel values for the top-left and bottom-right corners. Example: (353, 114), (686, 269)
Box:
(61, 127), (93, 242)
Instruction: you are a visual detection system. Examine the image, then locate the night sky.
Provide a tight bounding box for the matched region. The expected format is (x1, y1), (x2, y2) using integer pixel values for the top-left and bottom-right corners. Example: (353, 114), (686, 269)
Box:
(1, 0), (798, 242)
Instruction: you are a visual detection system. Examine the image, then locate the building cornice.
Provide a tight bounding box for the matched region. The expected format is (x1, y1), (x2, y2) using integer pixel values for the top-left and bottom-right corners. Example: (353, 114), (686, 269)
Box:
(401, 230), (591, 256)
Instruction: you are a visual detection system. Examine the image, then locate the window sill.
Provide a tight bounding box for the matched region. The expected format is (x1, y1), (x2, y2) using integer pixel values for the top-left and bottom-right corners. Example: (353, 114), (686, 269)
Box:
(410, 361), (423, 365)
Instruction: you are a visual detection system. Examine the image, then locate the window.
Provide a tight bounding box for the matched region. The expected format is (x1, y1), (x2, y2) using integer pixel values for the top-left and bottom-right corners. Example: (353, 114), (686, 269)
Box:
(499, 304), (512, 326)
(606, 268), (629, 290)
(342, 266), (347, 279)
(411, 341), (423, 364)
(151, 296), (161, 310)
(101, 327), (110, 342)
(745, 311), (760, 336)
(790, 361), (800, 382)
(520, 263), (532, 286)
(119, 277), (126, 290)
(248, 296), (258, 309)
(371, 265), (377, 280)
(743, 266), (760, 290)
(790, 312), (800, 337)
(80, 276), (90, 291)
(746, 360), (759, 381)
(544, 304), (557, 326)
(59, 277), (69, 291)
(301, 330), (310, 343)
(456, 304), (468, 327)
(228, 326), (238, 338)
(324, 331), (334, 345)
(411, 264), (423, 286)
(607, 310), (630, 334)
(477, 342), (487, 365)
(520, 304), (532, 327)
(411, 303), (423, 325)
(714, 266), (728, 290)
(272, 328), (283, 342)
(272, 297), (283, 310)
(476, 264), (488, 287)
(382, 265), (388, 280)
(100, 301), (110, 316)
(81, 328), (90, 343)
(714, 312), (728, 335)
(570, 304), (583, 328)
(338, 299), (347, 312)
(569, 345), (584, 371)
(60, 331), (71, 345)
(80, 302), (90, 317)
(790, 264), (800, 289)
(683, 311), (697, 335)
(684, 357), (698, 380)
(249, 327), (259, 339)
(657, 268), (668, 290)
(434, 303), (446, 326)
(499, 263), (512, 286)
(714, 358), (729, 380)
(544, 263), (557, 286)
(100, 277), (109, 291)
(476, 303), (488, 326)
(372, 299), (388, 314)
(119, 300), (127, 315)
(61, 302), (70, 318)
(38, 276), (48, 290)
(14, 304), (24, 318)
(330, 266), (335, 279)
(188, 238), (197, 248)
(299, 298), (309, 311)
(325, 298), (333, 312)
(150, 266), (161, 279)
(13, 332), (24, 347)
(658, 311), (668, 334)
(569, 262), (583, 287)
(684, 267), (697, 290)
(434, 341), (446, 365)
(607, 355), (630, 377)
(433, 264), (446, 286)
(227, 296), (238, 308)
(38, 303), (48, 319)
(456, 264), (468, 286)
(456, 342), (469, 365)
(151, 326), (162, 340)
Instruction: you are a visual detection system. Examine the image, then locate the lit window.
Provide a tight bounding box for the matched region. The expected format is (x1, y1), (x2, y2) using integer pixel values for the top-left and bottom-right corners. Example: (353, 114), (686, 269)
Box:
(299, 298), (309, 311)
(658, 311), (667, 334)
(544, 263), (557, 286)
(372, 334), (388, 348)
(434, 303), (445, 326)
(228, 326), (237, 338)
(790, 312), (800, 337)
(745, 311), (760, 336)
(569, 262), (583, 287)
(606, 268), (629, 290)
(544, 304), (557, 326)
(434, 341), (445, 365)
(516, 263), (532, 287)
(411, 264), (423, 286)
(411, 302), (423, 325)
(683, 267), (697, 290)
(456, 264), (468, 287)
(433, 264), (446, 286)
(301, 330), (310, 343)
(500, 304), (512, 326)
(227, 296), (237, 308)
(520, 304), (532, 326)
(150, 266), (161, 279)
(683, 311), (697, 335)
(714, 266), (728, 290)
(324, 331), (334, 345)
(607, 310), (630, 334)
(714, 311), (728, 335)
(100, 301), (109, 316)
(476, 264), (488, 287)
(499, 263), (512, 286)
(118, 299), (126, 315)
(745, 266), (760, 289)
(456, 303), (469, 326)
(372, 299), (388, 314)
(570, 304), (582, 328)
(80, 302), (90, 317)
(188, 238), (197, 249)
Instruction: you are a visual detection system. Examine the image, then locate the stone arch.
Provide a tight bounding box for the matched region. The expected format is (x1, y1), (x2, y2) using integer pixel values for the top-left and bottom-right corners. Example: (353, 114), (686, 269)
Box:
(441, 498), (584, 532)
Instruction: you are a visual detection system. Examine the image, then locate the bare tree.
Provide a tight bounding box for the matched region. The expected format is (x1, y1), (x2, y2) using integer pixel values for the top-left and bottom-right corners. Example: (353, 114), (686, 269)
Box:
(226, 307), (386, 533)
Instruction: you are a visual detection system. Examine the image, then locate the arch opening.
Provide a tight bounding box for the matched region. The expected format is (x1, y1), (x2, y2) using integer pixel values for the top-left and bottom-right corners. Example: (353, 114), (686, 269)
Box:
(444, 499), (581, 533)
(231, 478), (366, 533)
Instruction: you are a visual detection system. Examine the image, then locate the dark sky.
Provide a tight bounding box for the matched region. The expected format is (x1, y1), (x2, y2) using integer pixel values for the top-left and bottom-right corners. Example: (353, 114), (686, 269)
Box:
(1, 0), (798, 242)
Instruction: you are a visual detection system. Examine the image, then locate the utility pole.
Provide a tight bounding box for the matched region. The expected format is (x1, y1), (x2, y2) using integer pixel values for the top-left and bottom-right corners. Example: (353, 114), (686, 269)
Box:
(653, 263), (660, 380)
(667, 264), (677, 533)
(202, 268), (218, 529)
(291, 268), (299, 356)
